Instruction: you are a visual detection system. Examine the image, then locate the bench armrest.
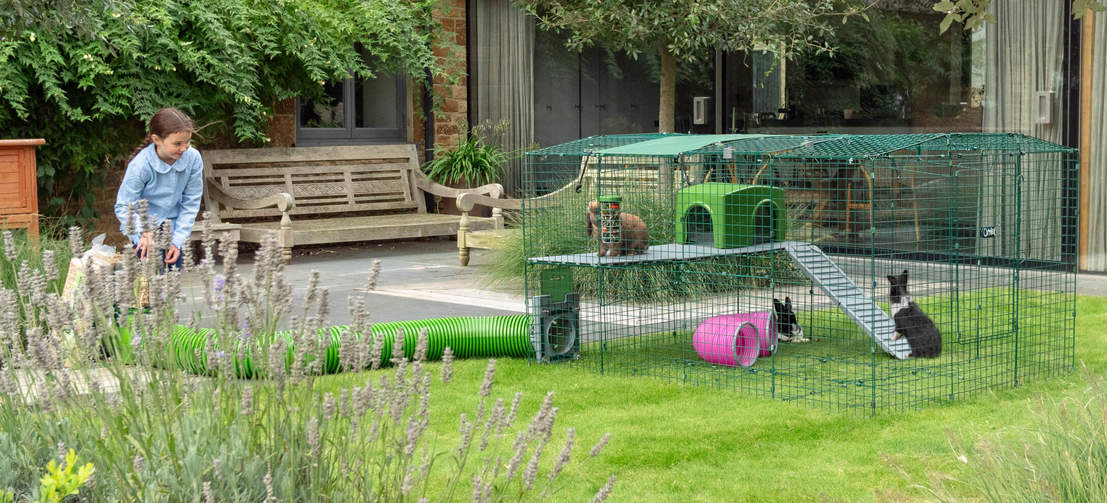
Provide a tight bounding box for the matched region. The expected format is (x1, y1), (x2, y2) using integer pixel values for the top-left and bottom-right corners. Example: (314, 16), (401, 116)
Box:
(206, 178), (296, 213)
(413, 170), (505, 200)
(205, 178), (296, 262)
(456, 192), (522, 213)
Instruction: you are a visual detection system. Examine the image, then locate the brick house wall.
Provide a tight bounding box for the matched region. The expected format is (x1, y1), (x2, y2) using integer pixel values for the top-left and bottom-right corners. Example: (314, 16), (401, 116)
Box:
(265, 0), (469, 160)
(425, 0), (469, 155)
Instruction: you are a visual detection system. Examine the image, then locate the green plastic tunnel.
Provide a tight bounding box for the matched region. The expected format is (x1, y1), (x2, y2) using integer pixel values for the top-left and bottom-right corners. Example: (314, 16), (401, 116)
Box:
(108, 315), (535, 378)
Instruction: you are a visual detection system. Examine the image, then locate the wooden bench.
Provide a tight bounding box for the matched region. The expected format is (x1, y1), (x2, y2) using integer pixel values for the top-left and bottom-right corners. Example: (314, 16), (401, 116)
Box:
(199, 144), (505, 262)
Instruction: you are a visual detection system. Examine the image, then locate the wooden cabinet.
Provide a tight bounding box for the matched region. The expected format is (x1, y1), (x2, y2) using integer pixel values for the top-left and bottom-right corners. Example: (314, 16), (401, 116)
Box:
(0, 139), (44, 243)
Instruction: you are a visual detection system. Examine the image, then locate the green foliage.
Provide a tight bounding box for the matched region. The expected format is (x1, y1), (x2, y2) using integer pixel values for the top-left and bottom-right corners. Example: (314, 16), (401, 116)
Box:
(933, 0), (1106, 32)
(0, 225), (72, 295)
(514, 0), (865, 60)
(0, 229), (614, 501)
(791, 9), (952, 119)
(0, 227), (72, 353)
(0, 0), (451, 227)
(423, 121), (515, 186)
(513, 0), (866, 132)
(38, 450), (94, 503)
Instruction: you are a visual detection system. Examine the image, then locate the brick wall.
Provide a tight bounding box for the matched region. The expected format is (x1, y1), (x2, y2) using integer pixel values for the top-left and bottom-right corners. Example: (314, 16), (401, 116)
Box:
(415, 0), (469, 160)
(265, 1), (469, 161)
(268, 98), (296, 148)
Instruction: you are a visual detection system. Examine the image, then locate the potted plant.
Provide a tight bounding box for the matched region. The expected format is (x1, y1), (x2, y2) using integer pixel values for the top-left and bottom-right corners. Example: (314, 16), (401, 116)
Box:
(423, 121), (513, 216)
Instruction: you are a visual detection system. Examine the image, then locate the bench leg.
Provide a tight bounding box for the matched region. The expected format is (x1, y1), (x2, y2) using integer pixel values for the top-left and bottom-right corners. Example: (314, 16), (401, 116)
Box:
(282, 246), (292, 264)
(458, 212), (470, 266)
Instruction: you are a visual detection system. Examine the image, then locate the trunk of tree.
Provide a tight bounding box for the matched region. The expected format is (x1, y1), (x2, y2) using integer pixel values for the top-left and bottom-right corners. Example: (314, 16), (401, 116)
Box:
(658, 46), (676, 133)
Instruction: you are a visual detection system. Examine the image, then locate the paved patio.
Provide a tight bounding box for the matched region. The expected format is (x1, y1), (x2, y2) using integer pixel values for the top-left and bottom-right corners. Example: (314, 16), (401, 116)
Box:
(254, 238), (1107, 328)
(239, 238), (527, 325)
(173, 236), (1107, 331)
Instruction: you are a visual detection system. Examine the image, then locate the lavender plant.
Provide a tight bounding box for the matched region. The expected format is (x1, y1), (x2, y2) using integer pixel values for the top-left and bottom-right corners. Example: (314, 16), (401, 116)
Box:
(0, 215), (615, 501)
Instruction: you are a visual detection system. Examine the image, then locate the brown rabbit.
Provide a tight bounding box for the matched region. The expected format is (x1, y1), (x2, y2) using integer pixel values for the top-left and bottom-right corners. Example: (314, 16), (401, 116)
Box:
(585, 200), (649, 256)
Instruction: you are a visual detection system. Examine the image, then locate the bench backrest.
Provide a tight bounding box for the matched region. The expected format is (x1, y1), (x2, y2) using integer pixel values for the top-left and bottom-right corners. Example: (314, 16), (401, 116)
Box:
(203, 144), (427, 221)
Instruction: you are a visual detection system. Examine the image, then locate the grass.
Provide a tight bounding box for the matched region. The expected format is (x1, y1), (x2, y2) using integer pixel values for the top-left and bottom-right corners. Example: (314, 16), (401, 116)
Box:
(566, 287), (1074, 412)
(1, 222), (1102, 501)
(314, 294), (1107, 502)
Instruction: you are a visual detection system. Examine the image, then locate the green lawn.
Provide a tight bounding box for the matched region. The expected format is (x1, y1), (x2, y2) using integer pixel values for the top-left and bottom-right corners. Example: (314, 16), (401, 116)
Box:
(571, 287), (1075, 413)
(319, 295), (1107, 502)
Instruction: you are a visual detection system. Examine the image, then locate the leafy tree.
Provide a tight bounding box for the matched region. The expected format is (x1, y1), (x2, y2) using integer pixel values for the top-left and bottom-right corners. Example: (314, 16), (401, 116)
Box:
(0, 0), (451, 227)
(932, 0), (1106, 32)
(513, 0), (870, 132)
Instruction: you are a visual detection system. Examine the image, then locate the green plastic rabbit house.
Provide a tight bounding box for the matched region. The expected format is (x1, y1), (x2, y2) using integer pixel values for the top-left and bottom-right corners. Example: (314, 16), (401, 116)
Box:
(675, 182), (787, 248)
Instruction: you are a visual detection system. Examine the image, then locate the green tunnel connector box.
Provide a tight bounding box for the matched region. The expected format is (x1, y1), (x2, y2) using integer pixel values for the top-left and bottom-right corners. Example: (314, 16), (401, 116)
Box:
(540, 267), (574, 303)
(675, 182), (787, 248)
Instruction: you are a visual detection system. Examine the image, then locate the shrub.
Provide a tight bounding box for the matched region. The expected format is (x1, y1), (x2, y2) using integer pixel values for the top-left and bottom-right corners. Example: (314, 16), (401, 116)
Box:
(0, 219), (615, 501)
(0, 0), (454, 227)
(424, 121), (516, 187)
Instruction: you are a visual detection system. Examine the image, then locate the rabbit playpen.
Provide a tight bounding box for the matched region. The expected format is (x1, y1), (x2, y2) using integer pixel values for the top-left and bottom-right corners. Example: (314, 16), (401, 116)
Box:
(521, 133), (1077, 413)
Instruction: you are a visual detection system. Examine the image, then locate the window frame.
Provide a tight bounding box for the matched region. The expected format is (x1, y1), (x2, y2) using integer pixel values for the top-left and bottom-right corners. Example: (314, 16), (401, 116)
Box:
(294, 74), (408, 146)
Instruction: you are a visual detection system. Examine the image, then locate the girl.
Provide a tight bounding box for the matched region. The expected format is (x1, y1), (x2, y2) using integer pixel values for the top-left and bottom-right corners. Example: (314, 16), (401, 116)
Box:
(114, 107), (204, 269)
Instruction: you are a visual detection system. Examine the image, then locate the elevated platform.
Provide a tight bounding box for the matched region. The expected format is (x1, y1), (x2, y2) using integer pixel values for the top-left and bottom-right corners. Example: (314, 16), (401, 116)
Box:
(530, 241), (911, 359)
(528, 242), (789, 266)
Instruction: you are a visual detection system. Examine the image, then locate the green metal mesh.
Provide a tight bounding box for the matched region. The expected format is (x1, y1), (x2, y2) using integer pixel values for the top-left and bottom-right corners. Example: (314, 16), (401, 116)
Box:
(521, 133), (1077, 414)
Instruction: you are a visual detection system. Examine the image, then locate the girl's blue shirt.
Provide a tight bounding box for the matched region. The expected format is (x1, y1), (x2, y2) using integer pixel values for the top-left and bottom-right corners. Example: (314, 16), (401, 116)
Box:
(114, 143), (204, 248)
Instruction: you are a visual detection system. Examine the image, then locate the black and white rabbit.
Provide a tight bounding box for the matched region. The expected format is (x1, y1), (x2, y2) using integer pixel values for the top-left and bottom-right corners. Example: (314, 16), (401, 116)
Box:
(773, 297), (809, 343)
(887, 270), (941, 358)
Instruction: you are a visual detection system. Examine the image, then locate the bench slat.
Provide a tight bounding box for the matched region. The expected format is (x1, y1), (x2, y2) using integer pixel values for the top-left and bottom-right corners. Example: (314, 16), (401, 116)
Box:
(237, 213), (497, 246)
(218, 180), (409, 200)
(221, 201), (418, 219)
(203, 145), (416, 164)
(210, 162), (410, 177)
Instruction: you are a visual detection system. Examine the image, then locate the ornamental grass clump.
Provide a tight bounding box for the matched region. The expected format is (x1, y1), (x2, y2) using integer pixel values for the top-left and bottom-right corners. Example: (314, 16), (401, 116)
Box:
(0, 210), (614, 501)
(895, 365), (1107, 502)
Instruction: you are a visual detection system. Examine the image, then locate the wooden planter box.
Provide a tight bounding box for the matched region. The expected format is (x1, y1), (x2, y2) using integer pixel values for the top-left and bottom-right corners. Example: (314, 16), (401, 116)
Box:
(0, 139), (44, 244)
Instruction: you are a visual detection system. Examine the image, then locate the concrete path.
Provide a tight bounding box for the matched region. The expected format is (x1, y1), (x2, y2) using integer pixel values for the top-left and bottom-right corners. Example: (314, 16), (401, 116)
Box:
(236, 238), (527, 326)
(207, 238), (1107, 330)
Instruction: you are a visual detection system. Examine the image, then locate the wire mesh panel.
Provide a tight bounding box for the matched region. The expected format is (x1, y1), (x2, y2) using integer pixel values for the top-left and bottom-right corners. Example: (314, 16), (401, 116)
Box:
(521, 133), (1077, 414)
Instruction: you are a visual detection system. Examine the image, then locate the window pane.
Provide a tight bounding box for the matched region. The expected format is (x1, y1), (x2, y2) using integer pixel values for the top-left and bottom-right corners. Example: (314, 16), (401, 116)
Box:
(299, 82), (346, 128)
(354, 74), (399, 129)
(724, 8), (980, 134)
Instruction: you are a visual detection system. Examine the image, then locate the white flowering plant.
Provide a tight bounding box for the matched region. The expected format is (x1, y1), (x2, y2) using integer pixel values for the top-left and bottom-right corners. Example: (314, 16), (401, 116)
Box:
(0, 214), (615, 501)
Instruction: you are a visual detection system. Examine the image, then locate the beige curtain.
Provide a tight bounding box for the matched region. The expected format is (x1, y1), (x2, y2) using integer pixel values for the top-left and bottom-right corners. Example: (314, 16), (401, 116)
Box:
(471, 0), (534, 196)
(978, 0), (1066, 260)
(1089, 17), (1107, 271)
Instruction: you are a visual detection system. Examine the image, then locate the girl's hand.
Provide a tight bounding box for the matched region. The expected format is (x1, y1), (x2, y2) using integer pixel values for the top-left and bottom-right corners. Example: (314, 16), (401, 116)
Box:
(165, 244), (181, 265)
(136, 232), (154, 258)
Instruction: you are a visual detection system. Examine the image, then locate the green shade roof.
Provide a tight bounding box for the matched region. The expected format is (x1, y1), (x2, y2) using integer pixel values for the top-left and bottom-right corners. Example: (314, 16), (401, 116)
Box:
(775, 132), (1074, 158)
(525, 133), (682, 156)
(525, 132), (1074, 159)
(595, 134), (768, 156)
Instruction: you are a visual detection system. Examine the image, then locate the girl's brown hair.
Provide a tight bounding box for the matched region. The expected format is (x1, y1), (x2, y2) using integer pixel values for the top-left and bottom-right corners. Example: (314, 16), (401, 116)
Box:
(127, 107), (196, 163)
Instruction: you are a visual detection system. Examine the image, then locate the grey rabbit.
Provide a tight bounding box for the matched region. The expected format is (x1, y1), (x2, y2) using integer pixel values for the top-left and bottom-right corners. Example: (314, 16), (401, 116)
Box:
(888, 270), (941, 358)
(585, 200), (649, 256)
